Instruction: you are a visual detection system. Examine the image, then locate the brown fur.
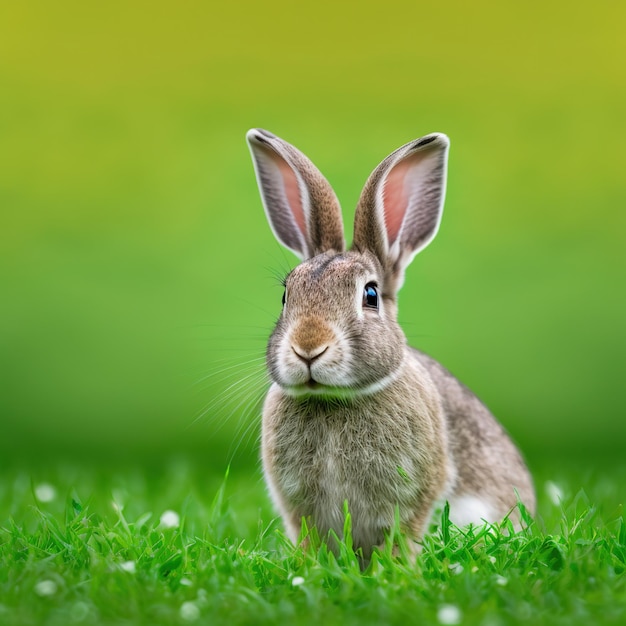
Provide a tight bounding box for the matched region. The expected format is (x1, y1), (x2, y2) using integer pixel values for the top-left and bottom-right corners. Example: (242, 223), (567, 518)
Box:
(291, 316), (335, 357)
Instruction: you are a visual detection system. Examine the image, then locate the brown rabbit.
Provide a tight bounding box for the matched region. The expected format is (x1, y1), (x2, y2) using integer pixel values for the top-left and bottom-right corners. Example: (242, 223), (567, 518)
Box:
(246, 129), (535, 558)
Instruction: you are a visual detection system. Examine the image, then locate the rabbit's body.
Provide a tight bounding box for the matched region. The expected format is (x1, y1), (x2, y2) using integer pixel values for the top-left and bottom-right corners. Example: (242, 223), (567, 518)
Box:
(263, 346), (449, 553)
(414, 349), (535, 526)
(247, 129), (535, 557)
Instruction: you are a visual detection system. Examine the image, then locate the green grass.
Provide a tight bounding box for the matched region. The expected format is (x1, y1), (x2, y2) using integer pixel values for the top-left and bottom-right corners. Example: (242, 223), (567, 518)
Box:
(1, 460), (624, 625)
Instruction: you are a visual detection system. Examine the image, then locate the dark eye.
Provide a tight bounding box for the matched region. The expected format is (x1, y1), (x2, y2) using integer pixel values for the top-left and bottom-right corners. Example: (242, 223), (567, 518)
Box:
(363, 283), (379, 309)
(282, 290), (286, 306)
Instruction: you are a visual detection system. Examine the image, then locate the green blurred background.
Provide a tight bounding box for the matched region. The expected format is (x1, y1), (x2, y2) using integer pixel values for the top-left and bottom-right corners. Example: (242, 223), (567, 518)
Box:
(1, 1), (624, 471)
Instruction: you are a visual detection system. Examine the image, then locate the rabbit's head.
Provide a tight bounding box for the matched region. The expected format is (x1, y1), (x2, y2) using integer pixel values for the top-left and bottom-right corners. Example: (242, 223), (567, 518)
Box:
(247, 129), (449, 398)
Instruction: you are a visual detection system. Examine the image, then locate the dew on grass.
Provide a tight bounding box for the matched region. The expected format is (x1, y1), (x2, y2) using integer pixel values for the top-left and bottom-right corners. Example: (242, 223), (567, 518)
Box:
(160, 510), (180, 529)
(35, 580), (57, 597)
(35, 483), (56, 503)
(180, 602), (200, 621)
(437, 604), (461, 625)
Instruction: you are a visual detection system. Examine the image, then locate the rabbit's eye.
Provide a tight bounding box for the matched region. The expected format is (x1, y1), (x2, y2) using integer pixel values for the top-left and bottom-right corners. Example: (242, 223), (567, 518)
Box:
(282, 290), (286, 306)
(363, 283), (379, 309)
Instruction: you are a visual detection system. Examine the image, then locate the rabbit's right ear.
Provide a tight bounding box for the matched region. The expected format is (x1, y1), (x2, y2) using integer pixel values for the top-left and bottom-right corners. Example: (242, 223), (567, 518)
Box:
(246, 129), (345, 260)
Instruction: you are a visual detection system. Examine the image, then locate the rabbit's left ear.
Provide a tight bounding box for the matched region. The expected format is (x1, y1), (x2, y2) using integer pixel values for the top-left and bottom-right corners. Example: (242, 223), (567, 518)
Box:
(247, 129), (345, 260)
(352, 133), (449, 293)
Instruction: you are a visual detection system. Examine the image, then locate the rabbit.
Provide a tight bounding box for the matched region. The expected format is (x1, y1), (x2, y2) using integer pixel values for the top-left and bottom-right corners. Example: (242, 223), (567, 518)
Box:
(246, 128), (536, 559)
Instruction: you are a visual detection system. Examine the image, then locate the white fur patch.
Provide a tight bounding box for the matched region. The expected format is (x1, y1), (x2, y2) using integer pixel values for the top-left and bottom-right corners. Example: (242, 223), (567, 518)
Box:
(448, 495), (495, 527)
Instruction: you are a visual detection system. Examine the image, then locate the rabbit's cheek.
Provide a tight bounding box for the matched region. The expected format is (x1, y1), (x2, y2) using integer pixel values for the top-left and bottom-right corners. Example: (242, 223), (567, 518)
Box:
(308, 343), (353, 387)
(275, 336), (310, 386)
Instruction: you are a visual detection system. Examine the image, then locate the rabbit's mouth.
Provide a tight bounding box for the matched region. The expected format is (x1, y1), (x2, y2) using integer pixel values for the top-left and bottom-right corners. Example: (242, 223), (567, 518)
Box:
(284, 378), (351, 398)
(282, 365), (403, 399)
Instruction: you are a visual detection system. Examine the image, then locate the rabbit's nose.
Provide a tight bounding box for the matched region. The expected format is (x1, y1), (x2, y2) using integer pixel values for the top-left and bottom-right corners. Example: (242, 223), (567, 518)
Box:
(291, 344), (328, 365)
(290, 316), (335, 363)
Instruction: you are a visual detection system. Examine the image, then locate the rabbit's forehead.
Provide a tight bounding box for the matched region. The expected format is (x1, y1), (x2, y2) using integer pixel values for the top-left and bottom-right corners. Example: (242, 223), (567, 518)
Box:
(287, 253), (378, 289)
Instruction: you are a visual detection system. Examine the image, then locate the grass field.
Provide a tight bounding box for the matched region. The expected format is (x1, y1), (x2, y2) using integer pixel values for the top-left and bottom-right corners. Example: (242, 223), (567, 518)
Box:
(1, 458), (625, 625)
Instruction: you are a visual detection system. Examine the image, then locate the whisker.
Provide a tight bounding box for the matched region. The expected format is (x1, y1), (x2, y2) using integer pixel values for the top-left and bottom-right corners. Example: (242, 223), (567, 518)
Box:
(226, 388), (267, 461)
(190, 368), (268, 428)
(191, 357), (266, 388)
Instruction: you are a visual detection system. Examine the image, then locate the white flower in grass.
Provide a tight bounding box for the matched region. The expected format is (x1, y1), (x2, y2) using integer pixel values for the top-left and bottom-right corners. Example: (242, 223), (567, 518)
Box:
(545, 481), (564, 505)
(180, 601), (200, 621)
(70, 601), (90, 622)
(448, 562), (463, 575)
(291, 576), (305, 587)
(437, 604), (461, 625)
(35, 580), (57, 597)
(180, 577), (193, 587)
(120, 561), (136, 574)
(489, 556), (497, 564)
(160, 510), (180, 529)
(35, 483), (56, 503)
(195, 589), (209, 608)
(495, 575), (508, 586)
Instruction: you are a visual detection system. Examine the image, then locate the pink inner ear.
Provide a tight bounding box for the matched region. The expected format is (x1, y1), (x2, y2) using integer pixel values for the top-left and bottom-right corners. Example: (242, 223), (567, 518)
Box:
(382, 157), (412, 246)
(277, 158), (306, 236)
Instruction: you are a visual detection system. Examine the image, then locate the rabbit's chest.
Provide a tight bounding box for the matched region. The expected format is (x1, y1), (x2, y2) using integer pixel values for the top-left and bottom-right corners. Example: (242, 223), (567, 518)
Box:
(272, 407), (425, 520)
